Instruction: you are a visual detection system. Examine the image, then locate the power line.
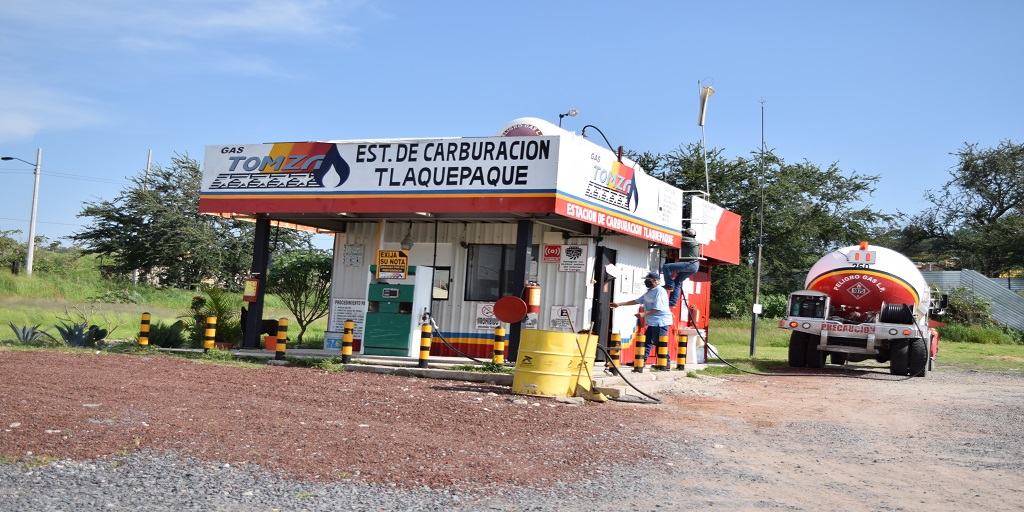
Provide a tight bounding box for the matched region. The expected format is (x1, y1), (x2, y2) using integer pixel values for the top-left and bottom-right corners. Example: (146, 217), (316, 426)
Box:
(45, 172), (125, 184)
(0, 165), (128, 184)
(0, 216), (85, 227)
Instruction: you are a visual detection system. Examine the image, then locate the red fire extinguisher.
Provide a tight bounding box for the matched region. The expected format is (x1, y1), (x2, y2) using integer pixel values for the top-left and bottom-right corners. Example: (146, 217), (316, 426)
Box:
(524, 281), (541, 315)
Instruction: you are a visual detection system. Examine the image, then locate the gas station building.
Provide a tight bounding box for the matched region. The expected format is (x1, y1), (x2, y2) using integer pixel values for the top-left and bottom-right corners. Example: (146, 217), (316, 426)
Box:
(199, 117), (740, 362)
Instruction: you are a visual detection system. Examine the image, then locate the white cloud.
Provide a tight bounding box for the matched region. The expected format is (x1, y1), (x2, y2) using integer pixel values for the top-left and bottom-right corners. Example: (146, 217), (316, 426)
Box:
(3, 0), (363, 47)
(0, 0), (373, 139)
(0, 82), (104, 143)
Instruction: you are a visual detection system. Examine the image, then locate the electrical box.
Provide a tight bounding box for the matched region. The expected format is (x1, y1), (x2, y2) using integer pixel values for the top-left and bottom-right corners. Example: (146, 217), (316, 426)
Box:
(363, 266), (434, 357)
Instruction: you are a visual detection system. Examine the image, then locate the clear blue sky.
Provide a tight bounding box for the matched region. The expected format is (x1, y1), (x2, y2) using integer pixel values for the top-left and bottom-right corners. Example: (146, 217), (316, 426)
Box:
(2, 1), (1021, 249)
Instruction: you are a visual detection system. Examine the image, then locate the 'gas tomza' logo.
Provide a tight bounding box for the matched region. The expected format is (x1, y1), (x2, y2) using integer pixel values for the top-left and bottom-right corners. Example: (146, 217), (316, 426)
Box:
(586, 160), (640, 212)
(211, 143), (350, 190)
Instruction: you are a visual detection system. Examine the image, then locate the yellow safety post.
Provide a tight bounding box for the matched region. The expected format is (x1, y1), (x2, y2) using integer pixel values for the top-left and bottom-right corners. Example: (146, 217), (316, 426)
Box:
(608, 333), (621, 375)
(676, 334), (688, 369)
(138, 312), (151, 347)
(418, 323), (432, 368)
(203, 316), (217, 353)
(632, 333), (646, 373)
(275, 318), (288, 360)
(342, 320), (354, 364)
(656, 333), (669, 370)
(493, 327), (506, 365)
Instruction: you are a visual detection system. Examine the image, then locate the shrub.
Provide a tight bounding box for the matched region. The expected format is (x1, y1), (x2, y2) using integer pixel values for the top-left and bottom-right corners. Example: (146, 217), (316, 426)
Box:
(760, 293), (788, 318)
(714, 300), (746, 319)
(999, 325), (1024, 346)
(145, 320), (187, 348)
(180, 286), (240, 348)
(940, 286), (993, 325)
(937, 323), (1013, 345)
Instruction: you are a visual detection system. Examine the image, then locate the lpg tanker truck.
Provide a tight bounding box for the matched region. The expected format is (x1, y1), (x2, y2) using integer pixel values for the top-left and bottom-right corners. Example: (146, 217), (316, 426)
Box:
(779, 242), (946, 376)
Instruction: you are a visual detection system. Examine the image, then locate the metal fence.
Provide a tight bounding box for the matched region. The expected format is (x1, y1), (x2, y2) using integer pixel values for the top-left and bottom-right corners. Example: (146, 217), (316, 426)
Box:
(921, 270), (1024, 331)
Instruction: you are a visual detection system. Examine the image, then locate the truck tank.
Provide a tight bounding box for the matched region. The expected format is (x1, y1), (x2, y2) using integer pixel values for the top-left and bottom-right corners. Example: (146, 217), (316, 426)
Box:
(780, 242), (942, 376)
(804, 243), (930, 320)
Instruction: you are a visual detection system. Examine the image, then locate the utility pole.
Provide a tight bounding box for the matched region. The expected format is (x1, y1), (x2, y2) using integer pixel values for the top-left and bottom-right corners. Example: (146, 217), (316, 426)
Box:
(26, 148), (41, 276)
(1, 148), (41, 276)
(750, 99), (766, 356)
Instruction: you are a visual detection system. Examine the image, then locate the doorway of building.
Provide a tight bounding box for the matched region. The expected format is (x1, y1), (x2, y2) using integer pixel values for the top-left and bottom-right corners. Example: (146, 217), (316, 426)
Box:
(591, 246), (616, 361)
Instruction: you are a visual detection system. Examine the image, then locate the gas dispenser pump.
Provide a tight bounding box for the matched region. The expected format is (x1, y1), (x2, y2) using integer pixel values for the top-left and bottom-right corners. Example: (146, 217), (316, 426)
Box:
(363, 265), (434, 357)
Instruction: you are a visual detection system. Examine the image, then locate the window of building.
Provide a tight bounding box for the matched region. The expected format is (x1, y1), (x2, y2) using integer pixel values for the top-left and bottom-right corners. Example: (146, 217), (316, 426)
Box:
(464, 244), (537, 302)
(432, 267), (451, 301)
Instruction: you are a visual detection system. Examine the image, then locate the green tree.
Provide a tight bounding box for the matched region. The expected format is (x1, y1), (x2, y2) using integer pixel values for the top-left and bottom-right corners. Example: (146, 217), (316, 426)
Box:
(0, 230), (82, 276)
(266, 250), (333, 343)
(908, 140), (1024, 275)
(0, 229), (23, 272)
(658, 143), (897, 315)
(71, 153), (313, 289)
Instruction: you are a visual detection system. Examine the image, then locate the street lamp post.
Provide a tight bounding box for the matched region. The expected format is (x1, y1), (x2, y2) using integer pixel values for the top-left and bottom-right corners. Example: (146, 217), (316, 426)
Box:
(1, 148), (42, 276)
(558, 108), (578, 127)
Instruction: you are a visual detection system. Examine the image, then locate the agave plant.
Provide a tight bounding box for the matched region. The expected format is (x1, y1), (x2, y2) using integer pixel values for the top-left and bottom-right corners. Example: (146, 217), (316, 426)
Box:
(54, 322), (108, 348)
(8, 323), (56, 345)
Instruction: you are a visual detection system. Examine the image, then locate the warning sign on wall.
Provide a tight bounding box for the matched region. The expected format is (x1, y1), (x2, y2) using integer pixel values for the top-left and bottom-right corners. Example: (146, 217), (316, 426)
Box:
(543, 244), (561, 263)
(376, 250), (408, 279)
(558, 244), (587, 272)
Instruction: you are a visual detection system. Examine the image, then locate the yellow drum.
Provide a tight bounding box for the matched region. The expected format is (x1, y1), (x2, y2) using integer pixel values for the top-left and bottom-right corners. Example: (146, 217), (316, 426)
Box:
(512, 330), (597, 397)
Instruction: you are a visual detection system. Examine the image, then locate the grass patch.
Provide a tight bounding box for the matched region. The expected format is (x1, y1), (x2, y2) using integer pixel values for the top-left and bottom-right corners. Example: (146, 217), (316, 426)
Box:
(0, 263), (327, 346)
(0, 455), (58, 469)
(309, 357), (349, 372)
(699, 316), (1024, 374)
(928, 342), (1024, 372)
(448, 362), (514, 374)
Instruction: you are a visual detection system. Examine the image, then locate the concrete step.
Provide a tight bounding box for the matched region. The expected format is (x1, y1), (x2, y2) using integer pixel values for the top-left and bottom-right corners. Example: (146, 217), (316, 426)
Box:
(589, 363), (708, 398)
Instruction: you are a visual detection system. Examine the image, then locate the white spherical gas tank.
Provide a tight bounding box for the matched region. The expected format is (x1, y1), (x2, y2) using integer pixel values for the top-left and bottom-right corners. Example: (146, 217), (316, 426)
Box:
(495, 117), (571, 137)
(804, 243), (928, 316)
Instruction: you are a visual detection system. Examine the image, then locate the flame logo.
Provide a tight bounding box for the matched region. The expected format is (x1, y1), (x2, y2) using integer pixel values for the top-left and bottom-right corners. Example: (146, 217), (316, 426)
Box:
(313, 144), (350, 188)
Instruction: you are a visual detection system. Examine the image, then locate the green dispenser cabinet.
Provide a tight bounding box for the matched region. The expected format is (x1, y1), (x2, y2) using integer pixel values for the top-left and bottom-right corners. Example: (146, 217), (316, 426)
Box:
(362, 266), (434, 357)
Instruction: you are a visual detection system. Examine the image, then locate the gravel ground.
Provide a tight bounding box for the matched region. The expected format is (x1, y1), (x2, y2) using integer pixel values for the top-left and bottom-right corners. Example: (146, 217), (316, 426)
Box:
(1, 349), (1022, 511)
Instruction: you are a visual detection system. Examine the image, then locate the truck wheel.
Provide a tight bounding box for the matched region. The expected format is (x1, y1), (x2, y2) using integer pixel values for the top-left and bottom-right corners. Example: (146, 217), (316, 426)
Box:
(890, 339), (909, 375)
(806, 337), (826, 369)
(831, 352), (847, 366)
(909, 337), (928, 377)
(788, 332), (808, 367)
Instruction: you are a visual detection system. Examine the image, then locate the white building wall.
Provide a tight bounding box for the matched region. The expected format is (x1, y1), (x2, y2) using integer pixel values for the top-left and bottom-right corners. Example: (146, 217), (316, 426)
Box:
(598, 233), (661, 337)
(327, 220), (653, 348)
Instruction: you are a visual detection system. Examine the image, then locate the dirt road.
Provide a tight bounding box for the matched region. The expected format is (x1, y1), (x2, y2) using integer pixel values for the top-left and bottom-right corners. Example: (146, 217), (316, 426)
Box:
(1, 350), (1021, 511)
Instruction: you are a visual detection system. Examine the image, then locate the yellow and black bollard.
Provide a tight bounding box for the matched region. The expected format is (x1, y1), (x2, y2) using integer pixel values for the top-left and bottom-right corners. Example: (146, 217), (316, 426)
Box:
(493, 327), (505, 365)
(656, 333), (669, 370)
(203, 316), (217, 353)
(676, 334), (688, 369)
(632, 333), (646, 372)
(275, 318), (288, 360)
(341, 320), (354, 364)
(608, 333), (621, 375)
(138, 312), (151, 347)
(418, 323), (432, 368)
